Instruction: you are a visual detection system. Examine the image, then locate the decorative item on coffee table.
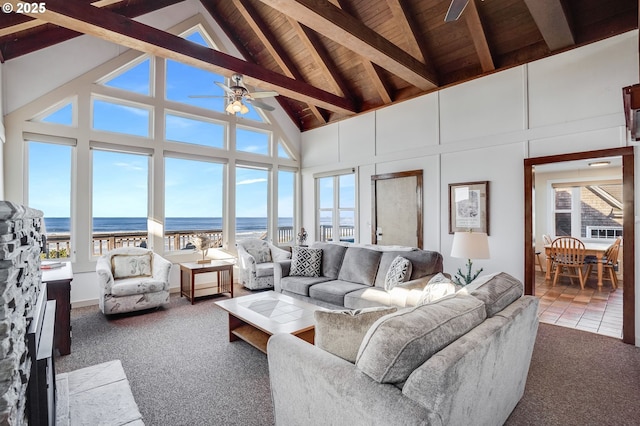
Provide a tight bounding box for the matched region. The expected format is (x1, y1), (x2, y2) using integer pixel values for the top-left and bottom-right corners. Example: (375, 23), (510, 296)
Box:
(190, 234), (221, 264)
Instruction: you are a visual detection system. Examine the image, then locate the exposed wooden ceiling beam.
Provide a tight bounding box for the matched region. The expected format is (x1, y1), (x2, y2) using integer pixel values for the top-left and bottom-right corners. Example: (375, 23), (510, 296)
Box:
(256, 0), (438, 90)
(331, 0), (392, 104)
(385, 0), (430, 66)
(198, 0), (301, 128)
(232, 0), (326, 124)
(6, 0), (356, 115)
(465, 0), (494, 72)
(0, 0), (185, 61)
(524, 0), (575, 51)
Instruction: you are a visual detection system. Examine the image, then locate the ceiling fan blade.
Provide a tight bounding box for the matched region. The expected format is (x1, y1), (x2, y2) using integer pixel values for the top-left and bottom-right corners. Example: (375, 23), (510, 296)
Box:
(215, 81), (235, 94)
(246, 98), (275, 111)
(444, 0), (470, 22)
(247, 90), (279, 99)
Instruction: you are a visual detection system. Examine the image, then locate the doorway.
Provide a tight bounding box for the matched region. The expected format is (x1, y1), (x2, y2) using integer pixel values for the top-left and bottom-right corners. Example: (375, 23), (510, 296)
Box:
(371, 170), (423, 248)
(524, 147), (635, 344)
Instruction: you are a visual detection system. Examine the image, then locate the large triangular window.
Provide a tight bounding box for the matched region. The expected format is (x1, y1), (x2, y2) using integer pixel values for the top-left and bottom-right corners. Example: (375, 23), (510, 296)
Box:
(278, 141), (292, 159)
(99, 57), (151, 96)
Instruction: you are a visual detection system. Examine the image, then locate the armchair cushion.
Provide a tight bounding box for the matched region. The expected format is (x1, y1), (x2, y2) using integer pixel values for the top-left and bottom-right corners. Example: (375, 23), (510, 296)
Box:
(111, 277), (168, 297)
(111, 253), (152, 278)
(246, 246), (272, 264)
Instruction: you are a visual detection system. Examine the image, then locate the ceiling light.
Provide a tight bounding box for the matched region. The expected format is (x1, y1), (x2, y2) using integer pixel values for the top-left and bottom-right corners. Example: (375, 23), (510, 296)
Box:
(225, 98), (249, 115)
(588, 161), (611, 167)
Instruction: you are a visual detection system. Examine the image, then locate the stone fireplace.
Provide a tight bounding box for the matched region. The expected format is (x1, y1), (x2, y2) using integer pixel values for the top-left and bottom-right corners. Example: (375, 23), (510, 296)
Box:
(0, 201), (46, 425)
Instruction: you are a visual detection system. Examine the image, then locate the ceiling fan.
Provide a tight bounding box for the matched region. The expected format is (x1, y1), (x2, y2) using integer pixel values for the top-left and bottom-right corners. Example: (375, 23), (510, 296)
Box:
(444, 0), (471, 22)
(189, 73), (279, 114)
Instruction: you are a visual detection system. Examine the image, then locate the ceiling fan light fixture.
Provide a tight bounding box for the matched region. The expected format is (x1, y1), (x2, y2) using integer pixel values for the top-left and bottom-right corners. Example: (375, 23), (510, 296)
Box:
(226, 99), (247, 114)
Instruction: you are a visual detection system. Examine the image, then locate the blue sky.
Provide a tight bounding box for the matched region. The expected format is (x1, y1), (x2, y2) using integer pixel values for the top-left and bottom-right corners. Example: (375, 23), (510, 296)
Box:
(28, 30), (291, 220)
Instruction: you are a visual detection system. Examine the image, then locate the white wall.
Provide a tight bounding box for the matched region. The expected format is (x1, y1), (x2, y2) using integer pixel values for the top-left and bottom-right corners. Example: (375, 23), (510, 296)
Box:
(301, 30), (640, 345)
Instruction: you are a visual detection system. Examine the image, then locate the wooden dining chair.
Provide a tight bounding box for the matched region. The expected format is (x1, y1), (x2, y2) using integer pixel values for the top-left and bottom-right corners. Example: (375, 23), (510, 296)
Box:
(586, 237), (621, 290)
(551, 237), (588, 289)
(542, 234), (555, 274)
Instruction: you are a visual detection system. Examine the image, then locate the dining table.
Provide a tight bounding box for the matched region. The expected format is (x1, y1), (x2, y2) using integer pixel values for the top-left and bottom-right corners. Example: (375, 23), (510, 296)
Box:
(544, 241), (612, 288)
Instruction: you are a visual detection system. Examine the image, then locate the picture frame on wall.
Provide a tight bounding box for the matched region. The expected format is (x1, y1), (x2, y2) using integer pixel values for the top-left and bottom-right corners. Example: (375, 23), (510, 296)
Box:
(448, 181), (489, 235)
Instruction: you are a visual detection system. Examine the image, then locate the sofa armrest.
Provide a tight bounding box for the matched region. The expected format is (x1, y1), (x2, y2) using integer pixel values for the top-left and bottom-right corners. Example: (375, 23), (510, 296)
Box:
(273, 260), (291, 293)
(96, 256), (114, 294)
(267, 334), (439, 426)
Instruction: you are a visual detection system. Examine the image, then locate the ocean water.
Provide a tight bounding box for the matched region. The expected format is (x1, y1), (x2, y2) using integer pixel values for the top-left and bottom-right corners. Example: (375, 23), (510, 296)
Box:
(43, 217), (293, 233)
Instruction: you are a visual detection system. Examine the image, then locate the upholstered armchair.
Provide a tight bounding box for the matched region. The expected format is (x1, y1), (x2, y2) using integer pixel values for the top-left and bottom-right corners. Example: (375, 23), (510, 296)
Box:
(236, 238), (291, 290)
(96, 247), (172, 315)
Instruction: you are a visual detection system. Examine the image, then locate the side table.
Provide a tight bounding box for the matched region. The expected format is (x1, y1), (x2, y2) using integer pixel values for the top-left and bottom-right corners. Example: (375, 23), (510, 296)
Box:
(41, 261), (73, 356)
(180, 261), (234, 304)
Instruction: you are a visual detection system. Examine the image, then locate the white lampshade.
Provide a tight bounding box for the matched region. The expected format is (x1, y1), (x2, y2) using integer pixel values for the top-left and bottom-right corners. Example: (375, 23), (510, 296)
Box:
(451, 231), (490, 260)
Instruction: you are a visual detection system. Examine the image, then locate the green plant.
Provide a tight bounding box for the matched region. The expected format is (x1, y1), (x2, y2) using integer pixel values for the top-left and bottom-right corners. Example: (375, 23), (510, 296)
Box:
(453, 259), (483, 286)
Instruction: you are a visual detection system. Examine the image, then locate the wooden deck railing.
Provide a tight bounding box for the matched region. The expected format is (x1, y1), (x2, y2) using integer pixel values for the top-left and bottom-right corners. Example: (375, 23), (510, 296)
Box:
(44, 227), (297, 259)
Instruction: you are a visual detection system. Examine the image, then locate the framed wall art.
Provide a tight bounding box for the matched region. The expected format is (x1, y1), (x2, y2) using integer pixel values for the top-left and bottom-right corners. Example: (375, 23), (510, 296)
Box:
(448, 181), (489, 235)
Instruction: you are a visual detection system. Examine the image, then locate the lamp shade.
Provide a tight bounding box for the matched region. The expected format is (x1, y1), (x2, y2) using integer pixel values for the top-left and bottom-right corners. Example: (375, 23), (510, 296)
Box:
(451, 231), (490, 259)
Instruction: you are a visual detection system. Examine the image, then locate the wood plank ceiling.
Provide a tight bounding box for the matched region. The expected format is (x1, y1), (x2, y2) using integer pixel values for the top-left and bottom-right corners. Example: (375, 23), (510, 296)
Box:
(0, 0), (636, 131)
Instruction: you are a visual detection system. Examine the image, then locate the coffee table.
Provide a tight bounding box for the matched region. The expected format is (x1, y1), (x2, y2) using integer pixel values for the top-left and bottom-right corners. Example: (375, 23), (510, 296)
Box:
(214, 291), (323, 354)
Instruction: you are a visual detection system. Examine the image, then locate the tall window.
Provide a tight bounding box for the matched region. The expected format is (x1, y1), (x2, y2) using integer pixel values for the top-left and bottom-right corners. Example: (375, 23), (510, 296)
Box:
(317, 171), (356, 242)
(552, 183), (623, 240)
(28, 141), (72, 258)
(92, 149), (149, 255)
(278, 170), (295, 244)
(236, 166), (269, 242)
(164, 157), (224, 251)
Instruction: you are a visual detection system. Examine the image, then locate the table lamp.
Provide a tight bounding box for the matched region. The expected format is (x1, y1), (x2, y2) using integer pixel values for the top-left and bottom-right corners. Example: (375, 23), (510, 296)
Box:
(451, 231), (490, 285)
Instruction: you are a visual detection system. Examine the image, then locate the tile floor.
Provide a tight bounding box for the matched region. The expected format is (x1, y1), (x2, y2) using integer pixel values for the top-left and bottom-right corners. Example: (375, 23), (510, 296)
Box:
(534, 271), (623, 338)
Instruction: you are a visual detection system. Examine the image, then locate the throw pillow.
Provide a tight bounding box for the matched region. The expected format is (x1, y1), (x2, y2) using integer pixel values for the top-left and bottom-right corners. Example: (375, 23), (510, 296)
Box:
(356, 293), (486, 384)
(384, 256), (412, 291)
(314, 306), (397, 363)
(289, 246), (322, 277)
(417, 273), (461, 305)
(246, 246), (272, 264)
(112, 253), (152, 279)
(466, 272), (524, 317)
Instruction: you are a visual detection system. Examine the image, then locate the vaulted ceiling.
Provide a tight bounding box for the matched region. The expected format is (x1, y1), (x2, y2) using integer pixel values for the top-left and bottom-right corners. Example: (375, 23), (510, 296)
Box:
(0, 0), (637, 131)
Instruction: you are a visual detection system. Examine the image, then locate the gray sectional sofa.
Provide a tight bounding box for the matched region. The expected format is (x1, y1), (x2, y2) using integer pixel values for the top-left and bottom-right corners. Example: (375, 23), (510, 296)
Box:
(273, 242), (444, 309)
(268, 272), (539, 426)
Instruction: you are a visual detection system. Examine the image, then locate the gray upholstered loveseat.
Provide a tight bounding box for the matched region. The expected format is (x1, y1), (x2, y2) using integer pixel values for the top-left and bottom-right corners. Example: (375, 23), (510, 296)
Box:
(273, 242), (444, 309)
(268, 273), (539, 426)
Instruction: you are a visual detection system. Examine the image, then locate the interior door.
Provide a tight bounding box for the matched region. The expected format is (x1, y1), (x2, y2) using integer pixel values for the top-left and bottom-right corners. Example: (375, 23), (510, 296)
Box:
(371, 170), (423, 248)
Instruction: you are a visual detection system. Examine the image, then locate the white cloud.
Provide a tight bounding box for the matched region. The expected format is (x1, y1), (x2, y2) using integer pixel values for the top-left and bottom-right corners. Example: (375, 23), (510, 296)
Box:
(237, 178), (267, 185)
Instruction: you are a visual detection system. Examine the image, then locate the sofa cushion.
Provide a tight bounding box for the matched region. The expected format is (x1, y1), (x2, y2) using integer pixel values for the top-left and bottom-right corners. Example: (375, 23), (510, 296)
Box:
(290, 247), (322, 277)
(338, 247), (382, 286)
(417, 273), (462, 305)
(309, 280), (370, 306)
(463, 272), (523, 317)
(310, 242), (348, 279)
(111, 277), (167, 297)
(314, 306), (397, 363)
(280, 276), (332, 296)
(356, 293), (486, 384)
(374, 250), (443, 288)
(111, 253), (152, 279)
(384, 256), (412, 290)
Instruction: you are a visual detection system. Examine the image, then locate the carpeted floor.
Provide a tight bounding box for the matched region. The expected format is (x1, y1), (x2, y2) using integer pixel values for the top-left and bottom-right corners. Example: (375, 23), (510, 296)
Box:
(56, 289), (640, 426)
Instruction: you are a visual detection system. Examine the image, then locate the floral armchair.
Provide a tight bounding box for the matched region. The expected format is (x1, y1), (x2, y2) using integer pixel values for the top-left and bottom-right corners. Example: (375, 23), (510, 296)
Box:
(96, 247), (172, 315)
(236, 238), (291, 290)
